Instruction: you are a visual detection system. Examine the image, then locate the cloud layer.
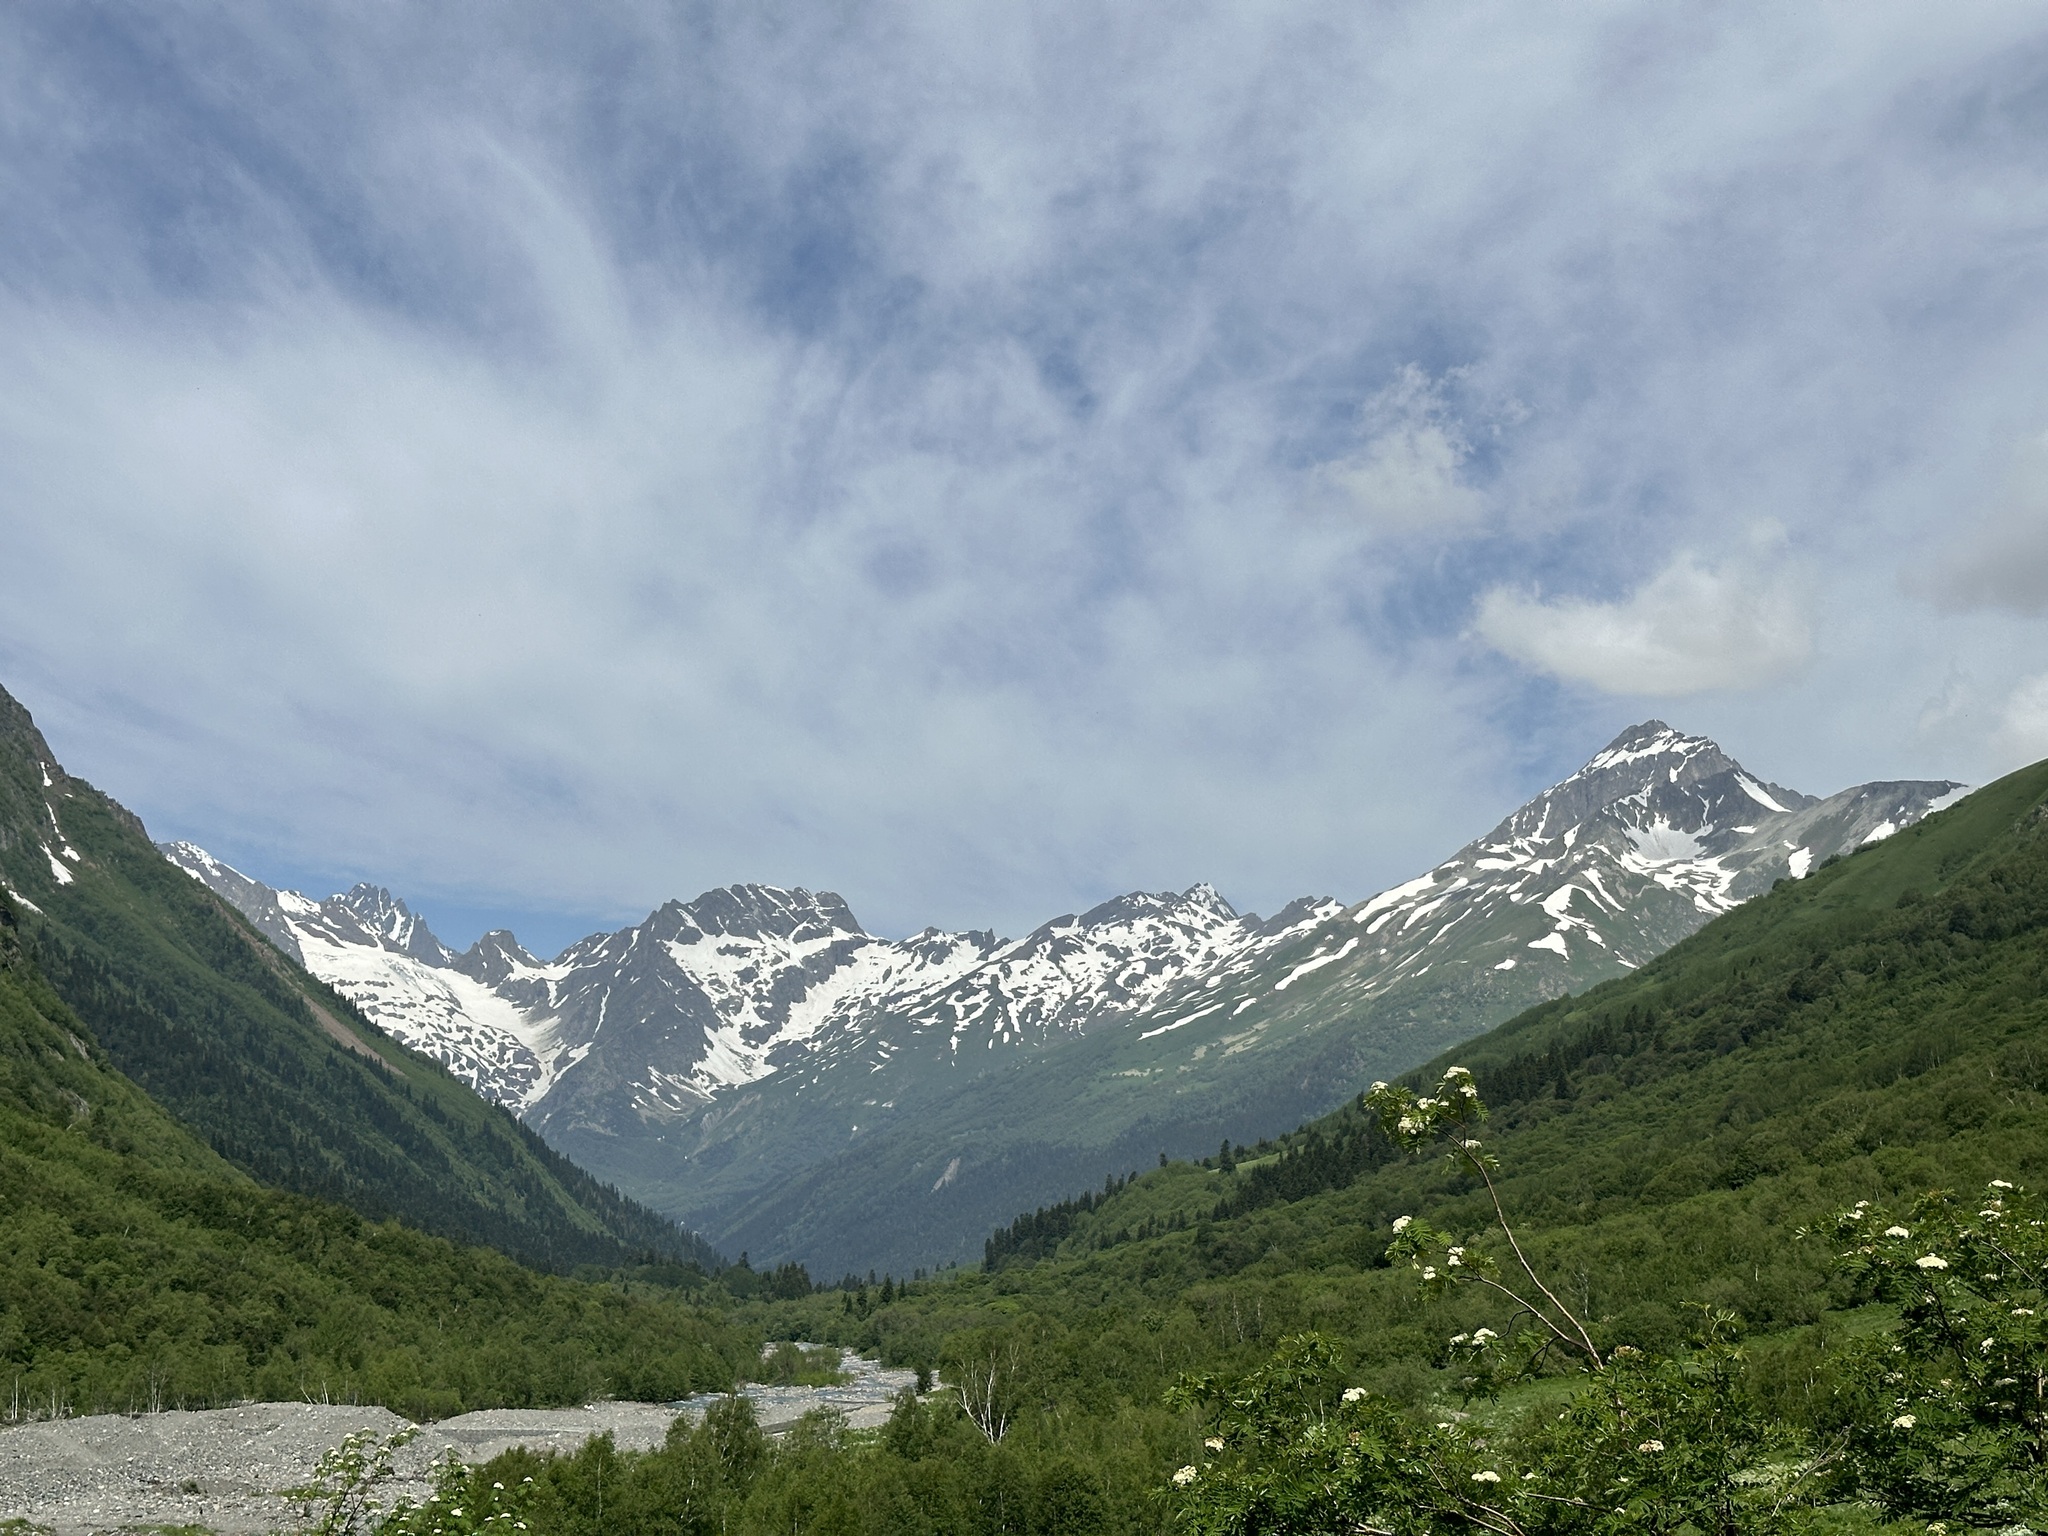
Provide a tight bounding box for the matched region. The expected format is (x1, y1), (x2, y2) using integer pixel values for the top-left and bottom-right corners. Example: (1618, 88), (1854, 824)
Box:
(3, 5), (2048, 948)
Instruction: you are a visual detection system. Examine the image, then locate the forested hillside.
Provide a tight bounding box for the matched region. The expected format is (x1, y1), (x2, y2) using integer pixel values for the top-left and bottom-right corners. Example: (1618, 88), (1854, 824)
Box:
(915, 758), (2048, 1361)
(0, 891), (753, 1421)
(0, 683), (717, 1274)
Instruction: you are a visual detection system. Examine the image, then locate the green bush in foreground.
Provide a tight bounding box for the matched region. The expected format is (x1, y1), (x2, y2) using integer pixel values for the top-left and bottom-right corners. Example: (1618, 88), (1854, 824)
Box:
(1164, 1070), (2048, 1534)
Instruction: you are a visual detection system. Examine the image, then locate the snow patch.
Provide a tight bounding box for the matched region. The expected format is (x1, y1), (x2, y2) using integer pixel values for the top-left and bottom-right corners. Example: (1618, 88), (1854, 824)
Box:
(1925, 785), (1970, 816)
(1274, 936), (1359, 991)
(1625, 820), (1707, 864)
(1353, 873), (1439, 923)
(1138, 1001), (1225, 1041)
(1736, 775), (1790, 814)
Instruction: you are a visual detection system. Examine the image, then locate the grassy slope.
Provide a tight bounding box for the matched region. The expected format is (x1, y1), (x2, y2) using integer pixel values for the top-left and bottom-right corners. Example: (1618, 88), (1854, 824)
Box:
(0, 895), (753, 1421)
(773, 760), (2048, 1408)
(0, 683), (719, 1274)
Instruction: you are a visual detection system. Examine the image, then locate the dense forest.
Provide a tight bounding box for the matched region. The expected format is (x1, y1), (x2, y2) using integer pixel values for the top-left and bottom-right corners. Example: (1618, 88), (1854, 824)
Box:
(7, 755), (2048, 1529)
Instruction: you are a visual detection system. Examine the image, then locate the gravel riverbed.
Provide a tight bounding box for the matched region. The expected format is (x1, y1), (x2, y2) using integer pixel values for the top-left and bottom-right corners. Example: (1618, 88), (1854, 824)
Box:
(0, 1355), (918, 1535)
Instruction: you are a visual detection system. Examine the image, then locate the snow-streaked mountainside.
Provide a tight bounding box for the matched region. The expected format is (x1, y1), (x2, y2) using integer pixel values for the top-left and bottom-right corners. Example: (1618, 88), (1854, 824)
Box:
(163, 722), (1965, 1273)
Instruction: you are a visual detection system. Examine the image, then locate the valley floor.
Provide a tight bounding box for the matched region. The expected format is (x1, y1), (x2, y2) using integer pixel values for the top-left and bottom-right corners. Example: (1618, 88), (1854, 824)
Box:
(0, 1358), (917, 1536)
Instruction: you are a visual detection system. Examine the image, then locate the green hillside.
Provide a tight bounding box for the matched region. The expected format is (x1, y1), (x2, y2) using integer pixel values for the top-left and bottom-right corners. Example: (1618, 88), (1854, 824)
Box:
(0, 684), (718, 1274)
(555, 757), (2047, 1532)
(0, 891), (753, 1420)
(941, 756), (2048, 1346)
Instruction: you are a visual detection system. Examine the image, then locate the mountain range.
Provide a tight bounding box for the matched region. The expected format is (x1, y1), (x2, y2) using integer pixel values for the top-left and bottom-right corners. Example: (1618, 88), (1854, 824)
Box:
(162, 721), (1962, 1275)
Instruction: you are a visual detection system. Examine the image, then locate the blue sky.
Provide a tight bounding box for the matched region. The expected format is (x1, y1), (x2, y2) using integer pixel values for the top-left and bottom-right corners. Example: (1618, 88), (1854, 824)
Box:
(5, 4), (2048, 956)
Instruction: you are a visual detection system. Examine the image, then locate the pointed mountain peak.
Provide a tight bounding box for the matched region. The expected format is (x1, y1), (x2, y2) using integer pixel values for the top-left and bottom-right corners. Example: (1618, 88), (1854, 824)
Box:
(325, 883), (453, 964)
(1573, 720), (1724, 778)
(454, 928), (541, 985)
(331, 882), (413, 925)
(1481, 722), (1816, 850)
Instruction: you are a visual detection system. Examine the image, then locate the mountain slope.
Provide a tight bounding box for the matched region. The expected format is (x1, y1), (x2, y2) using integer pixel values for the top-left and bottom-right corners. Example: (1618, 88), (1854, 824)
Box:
(0, 891), (750, 1419)
(935, 755), (2048, 1372)
(0, 682), (719, 1274)
(165, 722), (1959, 1275)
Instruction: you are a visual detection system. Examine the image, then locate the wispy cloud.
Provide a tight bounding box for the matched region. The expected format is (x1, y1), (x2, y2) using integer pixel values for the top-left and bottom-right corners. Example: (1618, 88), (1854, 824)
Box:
(1318, 367), (1487, 538)
(2, 5), (2047, 943)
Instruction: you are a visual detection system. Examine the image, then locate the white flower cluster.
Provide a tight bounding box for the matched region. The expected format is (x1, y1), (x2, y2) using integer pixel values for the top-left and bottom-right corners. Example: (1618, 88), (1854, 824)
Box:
(1341, 1386), (1369, 1403)
(1172, 1465), (1198, 1486)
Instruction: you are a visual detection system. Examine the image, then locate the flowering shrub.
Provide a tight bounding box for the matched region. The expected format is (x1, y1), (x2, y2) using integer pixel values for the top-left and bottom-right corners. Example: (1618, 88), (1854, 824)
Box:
(288, 1427), (535, 1536)
(1369, 1068), (1606, 1385)
(1163, 1333), (1515, 1536)
(287, 1427), (421, 1536)
(1828, 1181), (2048, 1526)
(1167, 1070), (1837, 1533)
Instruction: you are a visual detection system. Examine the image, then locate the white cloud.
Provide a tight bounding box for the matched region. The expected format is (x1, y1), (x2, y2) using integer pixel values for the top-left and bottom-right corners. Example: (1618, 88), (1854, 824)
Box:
(1473, 554), (1813, 697)
(1319, 367), (1486, 535)
(1995, 673), (2048, 768)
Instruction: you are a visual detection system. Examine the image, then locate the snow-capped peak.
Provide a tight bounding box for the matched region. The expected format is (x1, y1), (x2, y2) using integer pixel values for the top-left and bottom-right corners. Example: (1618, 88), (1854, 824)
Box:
(323, 884), (456, 965)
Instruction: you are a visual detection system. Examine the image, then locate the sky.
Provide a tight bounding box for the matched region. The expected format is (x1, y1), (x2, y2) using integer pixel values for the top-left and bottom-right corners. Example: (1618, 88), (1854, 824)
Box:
(4, 3), (2048, 958)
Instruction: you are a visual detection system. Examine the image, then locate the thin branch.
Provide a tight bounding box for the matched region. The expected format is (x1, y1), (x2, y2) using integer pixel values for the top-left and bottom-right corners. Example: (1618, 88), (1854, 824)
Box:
(1454, 1135), (1603, 1367)
(1456, 1272), (1592, 1360)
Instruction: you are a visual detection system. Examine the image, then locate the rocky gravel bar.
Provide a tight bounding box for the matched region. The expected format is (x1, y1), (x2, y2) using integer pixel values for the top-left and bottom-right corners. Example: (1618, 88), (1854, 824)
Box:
(0, 1355), (919, 1534)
